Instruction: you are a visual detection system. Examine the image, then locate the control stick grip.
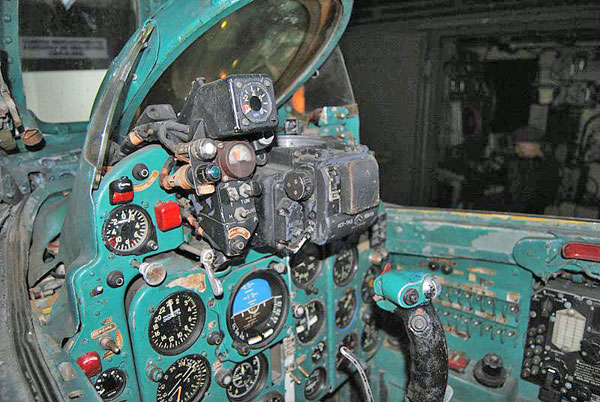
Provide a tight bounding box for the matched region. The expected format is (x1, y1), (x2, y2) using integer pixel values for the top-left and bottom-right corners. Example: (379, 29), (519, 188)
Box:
(395, 302), (448, 402)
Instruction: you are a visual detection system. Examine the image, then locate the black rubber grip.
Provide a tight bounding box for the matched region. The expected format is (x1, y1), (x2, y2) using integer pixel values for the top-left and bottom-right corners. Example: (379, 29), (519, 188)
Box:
(396, 302), (448, 402)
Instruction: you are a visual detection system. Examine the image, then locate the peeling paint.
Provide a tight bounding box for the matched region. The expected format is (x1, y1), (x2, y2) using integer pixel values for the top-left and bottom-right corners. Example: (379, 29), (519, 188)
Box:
(166, 272), (207, 293)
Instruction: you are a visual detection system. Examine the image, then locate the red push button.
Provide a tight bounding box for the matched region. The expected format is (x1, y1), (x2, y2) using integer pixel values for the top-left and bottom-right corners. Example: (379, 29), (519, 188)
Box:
(154, 201), (182, 231)
(76, 351), (102, 377)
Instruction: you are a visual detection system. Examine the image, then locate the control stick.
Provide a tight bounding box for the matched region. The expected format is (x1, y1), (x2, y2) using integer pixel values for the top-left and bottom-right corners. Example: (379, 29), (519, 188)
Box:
(373, 269), (448, 402)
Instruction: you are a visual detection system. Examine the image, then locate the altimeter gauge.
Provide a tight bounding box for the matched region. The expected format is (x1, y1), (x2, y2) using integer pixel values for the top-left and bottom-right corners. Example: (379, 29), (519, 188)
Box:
(333, 247), (358, 286)
(290, 244), (322, 289)
(227, 354), (268, 401)
(335, 288), (357, 329)
(156, 355), (211, 402)
(149, 291), (205, 355)
(102, 204), (153, 255)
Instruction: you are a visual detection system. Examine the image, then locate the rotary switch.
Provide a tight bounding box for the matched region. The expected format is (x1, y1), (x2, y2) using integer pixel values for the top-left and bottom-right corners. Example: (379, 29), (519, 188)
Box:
(284, 168), (314, 201)
(474, 353), (507, 388)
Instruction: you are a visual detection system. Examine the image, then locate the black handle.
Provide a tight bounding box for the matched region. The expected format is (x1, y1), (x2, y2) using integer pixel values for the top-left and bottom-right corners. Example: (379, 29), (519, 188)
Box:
(395, 302), (448, 402)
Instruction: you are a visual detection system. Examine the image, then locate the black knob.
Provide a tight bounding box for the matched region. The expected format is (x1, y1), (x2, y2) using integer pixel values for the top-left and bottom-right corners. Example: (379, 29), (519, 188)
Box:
(106, 270), (125, 288)
(474, 353), (507, 388)
(403, 288), (420, 306)
(441, 265), (453, 275)
(207, 331), (224, 345)
(132, 163), (150, 180)
(283, 168), (314, 201)
(233, 341), (250, 356)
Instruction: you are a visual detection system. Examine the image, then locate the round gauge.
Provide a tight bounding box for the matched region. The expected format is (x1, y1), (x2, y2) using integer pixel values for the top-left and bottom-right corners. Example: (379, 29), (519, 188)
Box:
(227, 354), (268, 401)
(259, 391), (284, 402)
(290, 244), (322, 289)
(335, 288), (357, 329)
(361, 319), (380, 353)
(102, 204), (152, 255)
(296, 300), (325, 344)
(336, 333), (358, 370)
(304, 367), (327, 400)
(333, 247), (359, 286)
(217, 141), (257, 179)
(312, 341), (327, 363)
(227, 270), (289, 348)
(361, 266), (382, 303)
(94, 368), (126, 400)
(156, 354), (211, 402)
(240, 82), (273, 123)
(149, 291), (205, 355)
(260, 391), (285, 402)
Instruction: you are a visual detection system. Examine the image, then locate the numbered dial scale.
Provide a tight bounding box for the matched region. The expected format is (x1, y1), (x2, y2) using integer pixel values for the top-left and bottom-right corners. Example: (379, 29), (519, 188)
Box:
(227, 270), (289, 348)
(361, 266), (382, 303)
(333, 247), (359, 286)
(102, 204), (154, 255)
(94, 368), (126, 400)
(304, 367), (327, 400)
(149, 291), (206, 355)
(239, 82), (274, 123)
(227, 354), (268, 401)
(290, 244), (323, 289)
(335, 288), (357, 329)
(156, 355), (211, 402)
(296, 300), (325, 344)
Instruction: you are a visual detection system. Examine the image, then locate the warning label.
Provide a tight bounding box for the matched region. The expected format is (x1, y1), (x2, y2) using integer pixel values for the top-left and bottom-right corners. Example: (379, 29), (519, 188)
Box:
(20, 36), (108, 60)
(575, 360), (600, 392)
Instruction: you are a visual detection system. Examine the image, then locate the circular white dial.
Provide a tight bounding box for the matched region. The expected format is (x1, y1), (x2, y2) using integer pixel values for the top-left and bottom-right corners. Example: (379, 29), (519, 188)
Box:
(239, 82), (273, 123)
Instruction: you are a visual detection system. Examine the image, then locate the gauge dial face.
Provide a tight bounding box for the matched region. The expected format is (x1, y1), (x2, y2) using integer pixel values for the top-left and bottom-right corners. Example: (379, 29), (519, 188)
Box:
(218, 141), (256, 179)
(333, 247), (358, 286)
(312, 341), (326, 363)
(336, 333), (358, 370)
(102, 204), (151, 255)
(361, 318), (380, 353)
(304, 367), (327, 400)
(149, 291), (205, 355)
(94, 368), (126, 400)
(260, 392), (284, 402)
(361, 266), (382, 303)
(290, 244), (322, 289)
(227, 354), (268, 401)
(227, 270), (289, 348)
(335, 288), (357, 329)
(240, 82), (273, 123)
(296, 300), (325, 344)
(156, 355), (211, 402)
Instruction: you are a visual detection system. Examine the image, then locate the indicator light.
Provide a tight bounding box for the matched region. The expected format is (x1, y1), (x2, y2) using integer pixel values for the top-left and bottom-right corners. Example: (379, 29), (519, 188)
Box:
(154, 201), (182, 232)
(109, 176), (134, 205)
(562, 242), (600, 262)
(76, 351), (102, 377)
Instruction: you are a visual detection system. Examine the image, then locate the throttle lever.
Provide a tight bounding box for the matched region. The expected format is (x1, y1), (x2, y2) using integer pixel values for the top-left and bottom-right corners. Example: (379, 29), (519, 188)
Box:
(373, 269), (449, 402)
(201, 250), (223, 298)
(179, 243), (224, 298)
